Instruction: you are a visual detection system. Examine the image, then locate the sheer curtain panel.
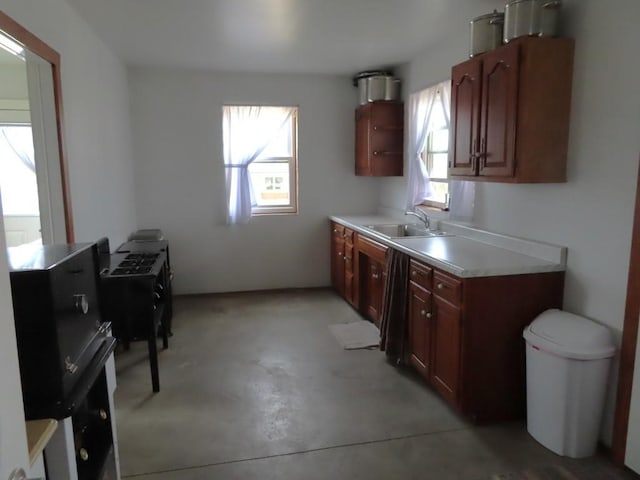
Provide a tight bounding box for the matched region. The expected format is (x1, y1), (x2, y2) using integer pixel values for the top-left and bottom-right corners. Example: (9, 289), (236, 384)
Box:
(223, 106), (294, 225)
(405, 80), (450, 210)
(1, 126), (35, 173)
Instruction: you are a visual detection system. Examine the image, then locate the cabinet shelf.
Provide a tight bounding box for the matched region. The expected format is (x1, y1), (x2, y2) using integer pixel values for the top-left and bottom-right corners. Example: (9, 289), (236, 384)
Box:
(355, 101), (404, 176)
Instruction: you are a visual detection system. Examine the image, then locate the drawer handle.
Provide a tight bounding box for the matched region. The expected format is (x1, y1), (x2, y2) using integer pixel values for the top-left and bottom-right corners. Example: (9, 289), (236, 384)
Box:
(437, 283), (444, 290)
(372, 273), (379, 279)
(64, 356), (79, 374)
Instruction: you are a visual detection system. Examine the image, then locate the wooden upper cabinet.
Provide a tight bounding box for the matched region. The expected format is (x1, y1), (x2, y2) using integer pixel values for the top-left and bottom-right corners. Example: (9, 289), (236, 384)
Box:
(450, 57), (482, 177)
(355, 101), (404, 176)
(449, 37), (574, 183)
(480, 44), (519, 177)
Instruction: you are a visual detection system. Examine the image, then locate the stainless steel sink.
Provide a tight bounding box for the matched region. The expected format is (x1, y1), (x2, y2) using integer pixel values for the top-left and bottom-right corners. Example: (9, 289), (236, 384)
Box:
(364, 223), (450, 238)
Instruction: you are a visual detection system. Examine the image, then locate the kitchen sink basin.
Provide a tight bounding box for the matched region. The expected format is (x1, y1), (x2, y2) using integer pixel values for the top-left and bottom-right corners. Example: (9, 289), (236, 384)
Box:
(364, 223), (450, 238)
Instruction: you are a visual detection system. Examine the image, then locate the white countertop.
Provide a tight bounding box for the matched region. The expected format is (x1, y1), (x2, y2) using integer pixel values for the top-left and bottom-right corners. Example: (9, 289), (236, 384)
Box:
(330, 215), (566, 278)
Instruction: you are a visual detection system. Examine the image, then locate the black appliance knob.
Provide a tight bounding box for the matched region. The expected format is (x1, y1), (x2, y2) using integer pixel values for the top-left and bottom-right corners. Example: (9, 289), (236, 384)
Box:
(73, 294), (89, 314)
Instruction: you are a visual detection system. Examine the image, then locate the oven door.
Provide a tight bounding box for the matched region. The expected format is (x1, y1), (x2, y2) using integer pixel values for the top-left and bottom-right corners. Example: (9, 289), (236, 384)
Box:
(51, 246), (104, 397)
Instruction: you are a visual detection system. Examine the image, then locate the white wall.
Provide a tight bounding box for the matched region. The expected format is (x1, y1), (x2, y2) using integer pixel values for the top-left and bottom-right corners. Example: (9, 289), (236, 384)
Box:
(380, 0), (640, 444)
(0, 0), (137, 245)
(130, 69), (379, 294)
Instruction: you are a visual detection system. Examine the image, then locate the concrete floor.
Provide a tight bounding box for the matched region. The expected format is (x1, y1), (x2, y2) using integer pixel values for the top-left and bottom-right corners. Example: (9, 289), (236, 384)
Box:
(113, 289), (633, 479)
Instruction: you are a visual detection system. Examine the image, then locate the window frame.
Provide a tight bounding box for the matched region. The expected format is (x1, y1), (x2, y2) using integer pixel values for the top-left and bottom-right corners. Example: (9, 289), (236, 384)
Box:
(249, 107), (299, 216)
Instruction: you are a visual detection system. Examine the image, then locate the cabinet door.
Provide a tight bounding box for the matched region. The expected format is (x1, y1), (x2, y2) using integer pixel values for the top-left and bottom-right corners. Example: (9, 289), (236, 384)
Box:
(431, 296), (461, 405)
(479, 45), (519, 177)
(449, 57), (482, 177)
(408, 282), (432, 379)
(330, 227), (345, 297)
(355, 106), (371, 175)
(366, 260), (385, 327)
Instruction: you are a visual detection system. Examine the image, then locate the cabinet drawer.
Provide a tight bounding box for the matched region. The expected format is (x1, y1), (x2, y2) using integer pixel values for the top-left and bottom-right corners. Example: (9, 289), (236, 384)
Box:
(358, 235), (388, 264)
(433, 270), (462, 305)
(409, 259), (432, 290)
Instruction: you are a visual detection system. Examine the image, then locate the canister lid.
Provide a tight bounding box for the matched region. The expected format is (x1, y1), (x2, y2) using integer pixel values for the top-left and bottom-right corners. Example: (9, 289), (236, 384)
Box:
(471, 10), (504, 23)
(523, 309), (616, 360)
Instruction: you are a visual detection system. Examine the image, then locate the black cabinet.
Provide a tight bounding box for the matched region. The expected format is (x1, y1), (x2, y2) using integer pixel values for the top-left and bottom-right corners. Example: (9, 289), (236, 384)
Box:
(7, 243), (114, 419)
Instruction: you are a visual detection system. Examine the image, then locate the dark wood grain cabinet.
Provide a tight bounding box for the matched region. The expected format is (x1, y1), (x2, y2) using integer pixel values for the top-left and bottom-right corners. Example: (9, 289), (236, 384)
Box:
(357, 234), (389, 327)
(449, 37), (574, 183)
(330, 221), (358, 308)
(355, 101), (404, 176)
(407, 257), (564, 422)
(408, 260), (433, 379)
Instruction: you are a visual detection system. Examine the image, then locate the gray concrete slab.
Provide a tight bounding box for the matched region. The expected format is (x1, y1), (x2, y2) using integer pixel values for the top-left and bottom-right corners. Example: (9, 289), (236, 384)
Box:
(113, 289), (629, 480)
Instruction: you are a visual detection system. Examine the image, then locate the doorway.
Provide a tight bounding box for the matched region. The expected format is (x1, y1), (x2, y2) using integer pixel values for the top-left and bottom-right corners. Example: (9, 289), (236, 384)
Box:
(0, 32), (70, 246)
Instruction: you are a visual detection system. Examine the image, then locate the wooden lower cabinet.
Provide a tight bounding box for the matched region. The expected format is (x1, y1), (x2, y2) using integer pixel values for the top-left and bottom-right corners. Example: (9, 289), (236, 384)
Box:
(330, 221), (358, 308)
(430, 296), (461, 405)
(407, 257), (564, 423)
(408, 281), (432, 378)
(330, 222), (346, 297)
(357, 234), (389, 327)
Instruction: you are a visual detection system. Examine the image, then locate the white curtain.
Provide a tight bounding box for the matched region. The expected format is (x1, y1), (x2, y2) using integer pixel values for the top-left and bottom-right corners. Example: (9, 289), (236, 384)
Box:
(405, 80), (450, 210)
(223, 106), (294, 225)
(0, 126), (35, 173)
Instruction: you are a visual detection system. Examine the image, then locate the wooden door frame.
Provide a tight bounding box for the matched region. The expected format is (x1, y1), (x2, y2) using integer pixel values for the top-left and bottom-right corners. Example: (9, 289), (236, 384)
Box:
(0, 10), (75, 242)
(612, 156), (640, 464)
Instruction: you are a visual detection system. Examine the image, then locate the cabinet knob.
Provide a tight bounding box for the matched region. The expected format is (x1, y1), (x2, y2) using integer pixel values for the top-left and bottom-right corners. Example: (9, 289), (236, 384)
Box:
(99, 409), (108, 420)
(420, 309), (426, 316)
(437, 283), (444, 290)
(333, 229), (338, 233)
(372, 273), (379, 279)
(73, 294), (89, 314)
(426, 312), (432, 319)
(411, 270), (416, 276)
(79, 448), (89, 462)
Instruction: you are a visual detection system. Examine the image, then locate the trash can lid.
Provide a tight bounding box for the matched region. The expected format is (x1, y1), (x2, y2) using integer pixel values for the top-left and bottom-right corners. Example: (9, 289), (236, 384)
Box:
(523, 309), (616, 360)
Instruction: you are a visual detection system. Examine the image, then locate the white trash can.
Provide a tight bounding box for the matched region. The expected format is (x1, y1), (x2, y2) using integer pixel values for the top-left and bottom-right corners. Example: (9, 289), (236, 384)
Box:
(523, 309), (616, 458)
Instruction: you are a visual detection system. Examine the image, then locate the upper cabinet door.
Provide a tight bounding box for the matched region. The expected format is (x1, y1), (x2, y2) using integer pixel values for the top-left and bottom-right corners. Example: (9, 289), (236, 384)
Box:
(448, 37), (574, 183)
(479, 45), (519, 178)
(449, 57), (482, 177)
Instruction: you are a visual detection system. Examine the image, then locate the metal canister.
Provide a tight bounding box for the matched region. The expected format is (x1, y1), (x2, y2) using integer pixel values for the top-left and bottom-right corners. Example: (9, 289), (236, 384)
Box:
(504, 0), (562, 43)
(469, 10), (505, 57)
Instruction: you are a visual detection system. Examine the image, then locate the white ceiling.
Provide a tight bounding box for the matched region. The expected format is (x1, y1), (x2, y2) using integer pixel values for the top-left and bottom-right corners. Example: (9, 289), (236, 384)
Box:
(64, 0), (504, 75)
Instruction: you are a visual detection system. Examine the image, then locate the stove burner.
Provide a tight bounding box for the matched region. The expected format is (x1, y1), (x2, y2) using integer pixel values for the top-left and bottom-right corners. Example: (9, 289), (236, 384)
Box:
(112, 266), (153, 276)
(112, 252), (160, 276)
(125, 253), (159, 261)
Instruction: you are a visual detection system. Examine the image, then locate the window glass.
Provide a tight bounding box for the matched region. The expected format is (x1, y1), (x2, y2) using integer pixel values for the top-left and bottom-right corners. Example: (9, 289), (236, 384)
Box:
(420, 93), (449, 208)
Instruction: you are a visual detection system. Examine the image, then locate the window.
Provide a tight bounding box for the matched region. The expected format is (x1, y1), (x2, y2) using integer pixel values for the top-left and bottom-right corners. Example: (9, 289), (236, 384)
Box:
(222, 106), (298, 224)
(420, 89), (449, 209)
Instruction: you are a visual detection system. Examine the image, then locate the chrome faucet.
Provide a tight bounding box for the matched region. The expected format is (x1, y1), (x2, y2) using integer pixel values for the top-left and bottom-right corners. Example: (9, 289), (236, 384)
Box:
(405, 209), (430, 229)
